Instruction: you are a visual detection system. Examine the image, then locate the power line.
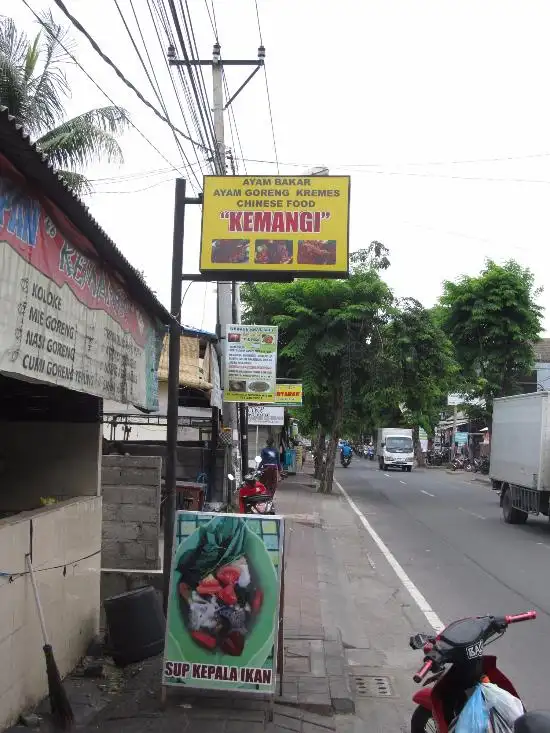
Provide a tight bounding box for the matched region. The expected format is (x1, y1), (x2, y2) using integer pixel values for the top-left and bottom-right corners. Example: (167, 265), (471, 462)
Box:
(181, 0), (219, 166)
(20, 0), (191, 181)
(152, 0), (210, 162)
(165, 0), (222, 171)
(203, 0), (219, 40)
(50, 0), (210, 152)
(146, 0), (208, 185)
(83, 175), (177, 195)
(253, 0), (279, 173)
(113, 0), (201, 192)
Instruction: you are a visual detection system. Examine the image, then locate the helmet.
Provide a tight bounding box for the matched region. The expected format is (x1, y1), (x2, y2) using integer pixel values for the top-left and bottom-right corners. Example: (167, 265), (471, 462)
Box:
(244, 473), (256, 485)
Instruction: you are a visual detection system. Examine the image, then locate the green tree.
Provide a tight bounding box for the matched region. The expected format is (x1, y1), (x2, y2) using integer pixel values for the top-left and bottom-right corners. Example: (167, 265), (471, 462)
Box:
(386, 298), (458, 464)
(242, 246), (393, 493)
(436, 260), (542, 421)
(0, 13), (128, 193)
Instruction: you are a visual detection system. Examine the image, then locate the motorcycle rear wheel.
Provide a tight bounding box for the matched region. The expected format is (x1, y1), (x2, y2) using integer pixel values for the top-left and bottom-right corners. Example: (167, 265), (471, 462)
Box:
(411, 706), (436, 733)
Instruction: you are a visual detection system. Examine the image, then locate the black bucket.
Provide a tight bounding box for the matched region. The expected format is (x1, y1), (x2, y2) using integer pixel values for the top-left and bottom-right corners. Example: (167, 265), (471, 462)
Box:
(104, 586), (165, 666)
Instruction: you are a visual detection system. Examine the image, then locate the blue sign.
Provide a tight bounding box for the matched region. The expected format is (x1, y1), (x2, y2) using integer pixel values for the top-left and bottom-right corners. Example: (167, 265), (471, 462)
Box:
(454, 432), (468, 445)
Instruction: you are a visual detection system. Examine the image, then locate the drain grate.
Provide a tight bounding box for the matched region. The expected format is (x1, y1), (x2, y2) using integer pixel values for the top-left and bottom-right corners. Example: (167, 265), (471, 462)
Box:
(354, 675), (395, 698)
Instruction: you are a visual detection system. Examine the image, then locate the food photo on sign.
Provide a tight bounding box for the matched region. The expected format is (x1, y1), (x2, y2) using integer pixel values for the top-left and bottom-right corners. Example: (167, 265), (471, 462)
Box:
(163, 512), (284, 692)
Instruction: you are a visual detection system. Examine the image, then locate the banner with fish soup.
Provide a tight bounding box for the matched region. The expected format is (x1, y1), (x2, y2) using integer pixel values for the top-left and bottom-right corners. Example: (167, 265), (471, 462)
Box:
(163, 511), (284, 693)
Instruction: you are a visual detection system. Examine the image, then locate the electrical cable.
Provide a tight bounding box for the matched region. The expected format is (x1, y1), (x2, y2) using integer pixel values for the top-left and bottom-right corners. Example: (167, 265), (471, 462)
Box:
(152, 0), (210, 170)
(253, 0), (279, 173)
(146, 0), (208, 184)
(165, 0), (222, 171)
(21, 0), (192, 180)
(83, 175), (178, 195)
(181, 0), (220, 171)
(113, 0), (201, 192)
(50, 0), (210, 151)
(204, 0), (219, 40)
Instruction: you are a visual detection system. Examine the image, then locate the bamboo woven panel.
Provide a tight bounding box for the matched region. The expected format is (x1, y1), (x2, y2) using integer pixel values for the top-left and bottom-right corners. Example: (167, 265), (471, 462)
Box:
(157, 335), (209, 389)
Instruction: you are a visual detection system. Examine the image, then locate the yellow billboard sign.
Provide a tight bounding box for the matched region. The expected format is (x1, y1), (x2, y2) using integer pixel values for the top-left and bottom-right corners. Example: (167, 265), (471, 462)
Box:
(200, 175), (350, 278)
(275, 384), (303, 406)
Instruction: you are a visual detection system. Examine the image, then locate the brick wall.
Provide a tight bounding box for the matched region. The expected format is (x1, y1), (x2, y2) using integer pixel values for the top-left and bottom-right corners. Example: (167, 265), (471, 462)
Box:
(101, 455), (161, 570)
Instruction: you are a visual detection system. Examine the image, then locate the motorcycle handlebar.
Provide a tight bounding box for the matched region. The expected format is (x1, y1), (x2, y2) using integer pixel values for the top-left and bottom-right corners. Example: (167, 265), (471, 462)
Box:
(505, 611), (537, 624)
(413, 659), (433, 683)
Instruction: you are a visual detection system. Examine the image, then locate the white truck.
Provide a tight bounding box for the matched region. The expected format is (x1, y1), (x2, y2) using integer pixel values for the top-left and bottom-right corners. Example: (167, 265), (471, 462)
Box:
(376, 427), (414, 472)
(491, 391), (550, 525)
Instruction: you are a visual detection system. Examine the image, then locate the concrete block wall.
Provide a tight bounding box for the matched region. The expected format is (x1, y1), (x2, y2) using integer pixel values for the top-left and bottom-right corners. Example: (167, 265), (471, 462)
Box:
(101, 455), (162, 571)
(103, 442), (228, 501)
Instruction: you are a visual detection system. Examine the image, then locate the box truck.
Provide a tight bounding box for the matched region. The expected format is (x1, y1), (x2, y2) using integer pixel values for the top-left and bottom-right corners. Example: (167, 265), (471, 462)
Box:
(491, 391), (550, 524)
(376, 427), (414, 472)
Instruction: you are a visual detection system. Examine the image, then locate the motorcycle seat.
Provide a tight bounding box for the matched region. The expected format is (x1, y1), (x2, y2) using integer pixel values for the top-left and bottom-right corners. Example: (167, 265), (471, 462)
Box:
(515, 712), (550, 733)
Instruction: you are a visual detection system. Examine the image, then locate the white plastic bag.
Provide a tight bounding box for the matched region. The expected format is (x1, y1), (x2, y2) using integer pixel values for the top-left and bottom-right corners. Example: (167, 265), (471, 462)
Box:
(481, 682), (524, 733)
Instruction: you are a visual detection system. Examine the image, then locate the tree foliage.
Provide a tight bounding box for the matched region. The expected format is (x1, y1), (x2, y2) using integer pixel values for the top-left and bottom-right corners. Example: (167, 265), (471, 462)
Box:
(384, 298), (458, 462)
(241, 245), (393, 492)
(0, 13), (128, 193)
(436, 260), (542, 418)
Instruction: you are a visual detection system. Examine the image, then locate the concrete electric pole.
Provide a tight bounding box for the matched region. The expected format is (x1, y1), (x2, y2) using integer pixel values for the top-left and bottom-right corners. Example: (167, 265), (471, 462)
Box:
(169, 43), (265, 482)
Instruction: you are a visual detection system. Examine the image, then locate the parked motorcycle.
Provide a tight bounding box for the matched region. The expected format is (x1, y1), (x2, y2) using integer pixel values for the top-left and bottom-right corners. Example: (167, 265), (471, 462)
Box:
(473, 455), (490, 475)
(230, 463), (275, 515)
(410, 610), (536, 733)
(451, 455), (472, 471)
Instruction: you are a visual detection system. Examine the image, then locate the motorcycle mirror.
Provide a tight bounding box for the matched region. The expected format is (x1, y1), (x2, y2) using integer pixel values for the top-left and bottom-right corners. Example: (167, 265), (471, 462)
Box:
(255, 456), (262, 464)
(227, 474), (235, 481)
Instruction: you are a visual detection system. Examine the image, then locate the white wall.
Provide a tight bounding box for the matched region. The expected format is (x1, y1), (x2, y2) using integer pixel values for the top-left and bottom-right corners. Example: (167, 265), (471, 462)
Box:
(0, 421), (101, 511)
(0, 496), (102, 729)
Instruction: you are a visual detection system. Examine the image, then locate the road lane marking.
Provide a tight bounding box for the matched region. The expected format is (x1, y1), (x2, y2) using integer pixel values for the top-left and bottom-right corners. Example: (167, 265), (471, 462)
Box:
(537, 542), (550, 550)
(400, 480), (407, 485)
(421, 490), (435, 497)
(335, 479), (444, 632)
(384, 473), (390, 477)
(458, 507), (486, 520)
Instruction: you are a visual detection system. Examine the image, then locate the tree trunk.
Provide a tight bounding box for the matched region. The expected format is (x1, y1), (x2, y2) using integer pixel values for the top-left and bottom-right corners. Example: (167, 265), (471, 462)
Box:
(413, 424), (425, 467)
(313, 431), (325, 480)
(320, 389), (344, 494)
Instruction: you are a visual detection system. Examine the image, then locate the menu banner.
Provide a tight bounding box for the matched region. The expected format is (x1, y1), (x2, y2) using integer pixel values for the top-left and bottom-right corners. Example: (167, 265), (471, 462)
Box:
(224, 324), (278, 403)
(0, 171), (163, 409)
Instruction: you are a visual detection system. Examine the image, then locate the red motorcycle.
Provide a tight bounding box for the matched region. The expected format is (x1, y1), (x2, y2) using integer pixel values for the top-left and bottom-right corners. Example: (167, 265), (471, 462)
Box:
(410, 610), (537, 733)
(237, 471), (275, 515)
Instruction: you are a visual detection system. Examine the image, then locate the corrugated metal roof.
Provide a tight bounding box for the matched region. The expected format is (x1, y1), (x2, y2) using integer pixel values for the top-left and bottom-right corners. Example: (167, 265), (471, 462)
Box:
(0, 107), (172, 325)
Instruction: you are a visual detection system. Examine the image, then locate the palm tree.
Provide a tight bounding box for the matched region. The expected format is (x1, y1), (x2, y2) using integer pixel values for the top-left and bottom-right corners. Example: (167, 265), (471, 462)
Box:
(0, 12), (128, 194)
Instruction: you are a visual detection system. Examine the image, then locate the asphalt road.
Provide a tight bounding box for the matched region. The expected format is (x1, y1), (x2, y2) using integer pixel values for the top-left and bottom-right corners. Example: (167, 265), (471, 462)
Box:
(335, 459), (550, 710)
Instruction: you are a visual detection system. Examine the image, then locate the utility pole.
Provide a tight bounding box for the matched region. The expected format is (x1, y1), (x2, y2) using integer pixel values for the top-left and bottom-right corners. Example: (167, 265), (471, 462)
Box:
(211, 42), (240, 481)
(169, 43), (264, 483)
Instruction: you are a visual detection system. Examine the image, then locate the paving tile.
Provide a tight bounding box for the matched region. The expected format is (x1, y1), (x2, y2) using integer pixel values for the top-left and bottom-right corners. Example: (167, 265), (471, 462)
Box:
(273, 712), (303, 731)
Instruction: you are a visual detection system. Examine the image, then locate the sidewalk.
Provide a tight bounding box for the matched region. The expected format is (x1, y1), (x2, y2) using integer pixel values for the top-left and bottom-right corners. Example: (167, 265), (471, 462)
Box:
(11, 466), (425, 733)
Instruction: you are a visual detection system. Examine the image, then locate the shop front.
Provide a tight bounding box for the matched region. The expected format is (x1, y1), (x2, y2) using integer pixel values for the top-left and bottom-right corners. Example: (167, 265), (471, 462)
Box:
(0, 109), (169, 728)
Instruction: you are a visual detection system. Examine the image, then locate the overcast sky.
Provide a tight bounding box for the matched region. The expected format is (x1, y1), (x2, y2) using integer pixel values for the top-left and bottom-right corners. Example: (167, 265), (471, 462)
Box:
(9, 0), (550, 334)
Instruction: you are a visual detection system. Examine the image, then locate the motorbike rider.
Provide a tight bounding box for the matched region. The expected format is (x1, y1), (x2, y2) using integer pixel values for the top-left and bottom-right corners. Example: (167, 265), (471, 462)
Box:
(259, 438), (282, 495)
(340, 440), (353, 464)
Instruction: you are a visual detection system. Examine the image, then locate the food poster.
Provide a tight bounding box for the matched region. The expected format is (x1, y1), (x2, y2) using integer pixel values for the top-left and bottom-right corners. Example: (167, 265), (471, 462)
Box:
(163, 512), (284, 693)
(199, 175), (350, 278)
(224, 324), (278, 403)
